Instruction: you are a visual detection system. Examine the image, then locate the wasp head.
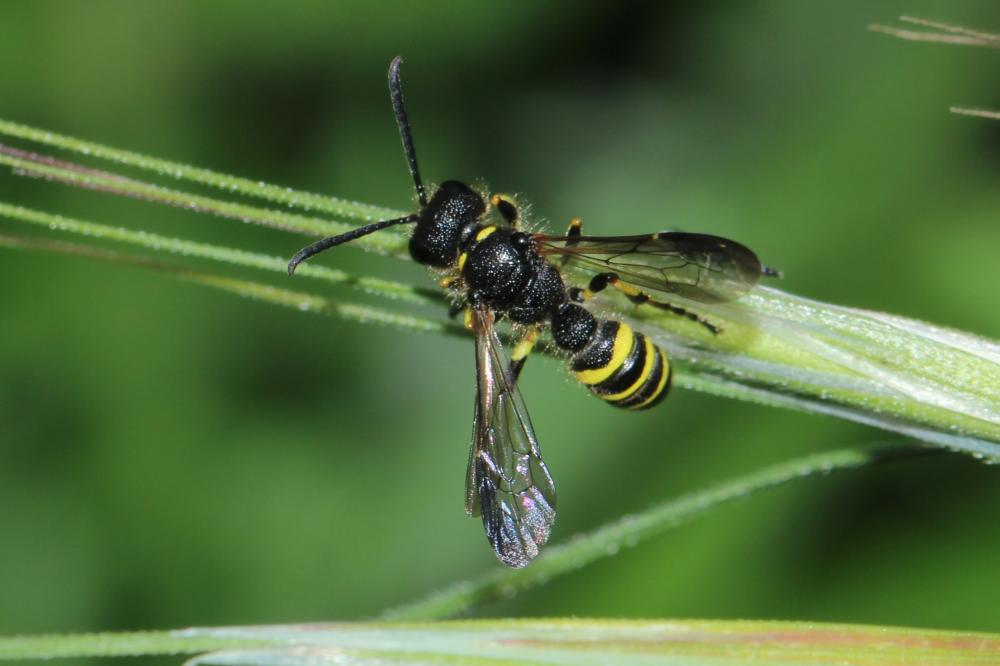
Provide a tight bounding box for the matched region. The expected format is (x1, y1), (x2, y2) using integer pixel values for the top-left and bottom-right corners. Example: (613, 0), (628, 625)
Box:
(409, 180), (485, 267)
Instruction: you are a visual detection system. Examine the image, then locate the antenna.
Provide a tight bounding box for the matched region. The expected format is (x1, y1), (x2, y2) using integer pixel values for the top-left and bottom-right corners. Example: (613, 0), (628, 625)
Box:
(287, 214), (417, 276)
(388, 56), (428, 207)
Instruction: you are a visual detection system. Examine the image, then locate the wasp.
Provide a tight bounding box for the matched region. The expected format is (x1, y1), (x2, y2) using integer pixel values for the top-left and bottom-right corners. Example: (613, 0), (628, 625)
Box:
(288, 57), (777, 568)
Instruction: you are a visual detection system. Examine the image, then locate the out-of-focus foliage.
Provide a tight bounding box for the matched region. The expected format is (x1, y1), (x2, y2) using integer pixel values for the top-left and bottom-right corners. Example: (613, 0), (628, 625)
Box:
(1, 0), (999, 645)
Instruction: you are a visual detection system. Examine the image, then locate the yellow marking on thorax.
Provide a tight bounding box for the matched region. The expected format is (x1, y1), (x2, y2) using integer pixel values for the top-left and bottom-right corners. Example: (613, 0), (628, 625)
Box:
(603, 336), (656, 402)
(459, 227), (497, 272)
(575, 323), (634, 385)
(632, 351), (670, 409)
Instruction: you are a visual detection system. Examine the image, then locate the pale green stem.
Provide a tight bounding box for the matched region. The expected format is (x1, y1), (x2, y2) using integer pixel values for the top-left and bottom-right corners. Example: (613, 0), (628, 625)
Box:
(0, 631), (259, 661)
(2, 130), (999, 463)
(383, 441), (920, 620)
(0, 144), (410, 257)
(0, 203), (438, 307)
(2, 620), (998, 664)
(951, 107), (1000, 120)
(0, 236), (982, 622)
(617, 285), (1000, 460)
(869, 16), (1000, 48)
(0, 234), (460, 339)
(898, 15), (1000, 42)
(0, 119), (404, 220)
(869, 18), (1000, 122)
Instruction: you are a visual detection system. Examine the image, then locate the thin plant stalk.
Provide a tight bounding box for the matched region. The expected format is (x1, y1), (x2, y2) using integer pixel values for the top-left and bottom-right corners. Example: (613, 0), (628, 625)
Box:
(1, 123), (999, 464)
(1, 619), (998, 665)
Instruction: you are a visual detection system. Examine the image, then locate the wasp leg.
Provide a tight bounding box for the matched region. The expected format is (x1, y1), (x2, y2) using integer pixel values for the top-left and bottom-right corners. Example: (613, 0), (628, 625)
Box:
(490, 194), (520, 228)
(560, 217), (583, 266)
(588, 272), (721, 335)
(440, 276), (469, 319)
(509, 327), (539, 383)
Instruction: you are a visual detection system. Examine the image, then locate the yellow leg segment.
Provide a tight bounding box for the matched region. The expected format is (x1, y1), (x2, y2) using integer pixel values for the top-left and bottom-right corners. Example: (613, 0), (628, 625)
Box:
(590, 273), (721, 335)
(509, 327), (538, 383)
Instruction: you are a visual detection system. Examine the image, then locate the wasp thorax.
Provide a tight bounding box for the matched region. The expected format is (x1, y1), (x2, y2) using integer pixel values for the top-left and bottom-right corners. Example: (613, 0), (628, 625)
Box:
(463, 229), (532, 306)
(409, 180), (485, 268)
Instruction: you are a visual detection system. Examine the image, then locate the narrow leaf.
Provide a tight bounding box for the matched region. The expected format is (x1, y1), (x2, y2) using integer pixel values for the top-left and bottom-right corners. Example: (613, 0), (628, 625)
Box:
(2, 125), (999, 464)
(0, 234), (460, 339)
(0, 144), (410, 257)
(384, 442), (922, 620)
(0, 202), (438, 306)
(2, 620), (998, 665)
(0, 119), (402, 220)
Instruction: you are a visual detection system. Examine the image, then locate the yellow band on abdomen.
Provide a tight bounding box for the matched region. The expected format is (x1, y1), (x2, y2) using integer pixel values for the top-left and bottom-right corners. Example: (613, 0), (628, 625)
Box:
(575, 322), (634, 385)
(602, 336), (655, 402)
(632, 350), (671, 410)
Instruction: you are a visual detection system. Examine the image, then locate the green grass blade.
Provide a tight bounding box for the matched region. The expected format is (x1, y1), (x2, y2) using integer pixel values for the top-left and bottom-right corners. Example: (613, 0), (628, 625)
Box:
(383, 442), (920, 620)
(2, 620), (999, 664)
(0, 234), (461, 339)
(622, 285), (1000, 461)
(0, 202), (439, 307)
(0, 145), (410, 256)
(0, 119), (405, 221)
(0, 630), (260, 661)
(869, 17), (1000, 121)
(870, 16), (1000, 48)
(2, 127), (999, 462)
(951, 106), (1000, 120)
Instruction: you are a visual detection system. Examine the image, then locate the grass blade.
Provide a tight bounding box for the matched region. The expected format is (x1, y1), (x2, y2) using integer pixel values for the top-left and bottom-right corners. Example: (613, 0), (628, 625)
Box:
(870, 16), (1000, 48)
(2, 620), (998, 665)
(0, 119), (403, 220)
(383, 442), (921, 620)
(951, 106), (1000, 120)
(0, 202), (439, 306)
(624, 286), (1000, 461)
(0, 144), (410, 256)
(2, 125), (999, 463)
(0, 234), (461, 339)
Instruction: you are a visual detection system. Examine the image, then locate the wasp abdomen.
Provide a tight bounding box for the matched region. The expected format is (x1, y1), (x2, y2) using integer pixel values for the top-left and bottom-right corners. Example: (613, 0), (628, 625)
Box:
(570, 319), (671, 410)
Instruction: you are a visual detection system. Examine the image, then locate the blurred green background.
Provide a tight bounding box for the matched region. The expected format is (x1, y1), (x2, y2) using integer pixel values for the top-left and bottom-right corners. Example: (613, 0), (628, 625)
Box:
(1, 0), (999, 640)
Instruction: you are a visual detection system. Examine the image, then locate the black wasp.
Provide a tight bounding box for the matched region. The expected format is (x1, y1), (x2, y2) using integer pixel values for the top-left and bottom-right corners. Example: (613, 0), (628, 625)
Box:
(288, 58), (777, 568)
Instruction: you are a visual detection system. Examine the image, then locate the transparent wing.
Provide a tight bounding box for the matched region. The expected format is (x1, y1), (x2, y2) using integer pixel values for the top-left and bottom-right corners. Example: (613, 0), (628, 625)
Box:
(536, 231), (764, 303)
(465, 307), (556, 568)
